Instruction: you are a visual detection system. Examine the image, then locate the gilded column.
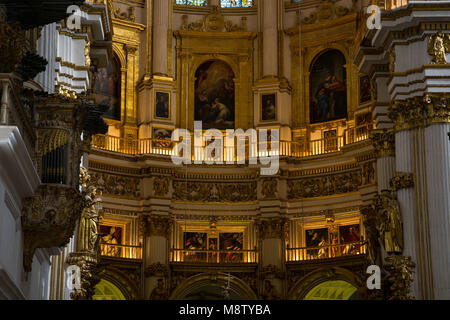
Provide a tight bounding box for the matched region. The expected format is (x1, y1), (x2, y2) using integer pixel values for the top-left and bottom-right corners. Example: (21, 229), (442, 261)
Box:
(370, 129), (396, 192)
(256, 217), (288, 300)
(142, 215), (172, 300)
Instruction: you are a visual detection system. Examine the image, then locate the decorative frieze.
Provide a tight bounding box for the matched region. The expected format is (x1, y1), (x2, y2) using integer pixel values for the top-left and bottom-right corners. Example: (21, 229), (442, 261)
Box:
(287, 170), (361, 199)
(173, 181), (257, 203)
(369, 129), (395, 158)
(90, 172), (141, 198)
(153, 176), (170, 197)
(390, 173), (414, 192)
(261, 178), (278, 200)
(145, 262), (169, 278)
(180, 6), (247, 33)
(256, 217), (288, 240)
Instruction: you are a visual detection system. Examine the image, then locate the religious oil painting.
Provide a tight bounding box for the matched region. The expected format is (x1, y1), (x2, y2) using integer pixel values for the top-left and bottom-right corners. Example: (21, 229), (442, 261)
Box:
(152, 128), (173, 149)
(261, 93), (276, 121)
(95, 55), (121, 121)
(310, 50), (348, 124)
(219, 232), (243, 262)
(155, 91), (170, 119)
(100, 225), (122, 257)
(359, 75), (372, 104)
(194, 60), (235, 130)
(339, 224), (361, 255)
(184, 232), (207, 262)
(305, 228), (329, 259)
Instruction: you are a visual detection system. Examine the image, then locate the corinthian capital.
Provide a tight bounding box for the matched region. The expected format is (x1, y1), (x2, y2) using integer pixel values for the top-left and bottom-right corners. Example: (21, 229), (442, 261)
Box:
(369, 129), (395, 158)
(147, 215), (173, 239)
(256, 217), (288, 240)
(390, 172), (414, 192)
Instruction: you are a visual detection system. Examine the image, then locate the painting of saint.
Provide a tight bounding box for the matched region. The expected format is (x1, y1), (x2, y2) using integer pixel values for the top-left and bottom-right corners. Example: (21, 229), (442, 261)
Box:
(310, 50), (348, 124)
(305, 228), (329, 259)
(219, 233), (243, 263)
(95, 56), (121, 121)
(152, 128), (173, 149)
(184, 232), (207, 262)
(339, 224), (361, 255)
(100, 225), (122, 257)
(360, 75), (372, 104)
(195, 60), (235, 130)
(261, 94), (276, 121)
(155, 91), (170, 119)
(208, 238), (218, 262)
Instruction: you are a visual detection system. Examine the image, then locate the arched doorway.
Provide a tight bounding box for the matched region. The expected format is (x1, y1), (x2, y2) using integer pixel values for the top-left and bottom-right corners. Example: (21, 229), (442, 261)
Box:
(170, 273), (257, 300)
(92, 279), (126, 300)
(304, 280), (358, 300)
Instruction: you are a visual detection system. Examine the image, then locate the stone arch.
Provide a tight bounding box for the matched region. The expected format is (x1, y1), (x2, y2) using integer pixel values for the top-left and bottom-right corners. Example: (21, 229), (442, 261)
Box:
(287, 267), (365, 300)
(170, 273), (258, 300)
(97, 267), (140, 300)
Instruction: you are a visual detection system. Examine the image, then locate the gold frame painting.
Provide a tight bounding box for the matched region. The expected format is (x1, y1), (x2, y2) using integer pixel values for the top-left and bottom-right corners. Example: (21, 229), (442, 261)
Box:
(261, 93), (277, 122)
(154, 90), (171, 120)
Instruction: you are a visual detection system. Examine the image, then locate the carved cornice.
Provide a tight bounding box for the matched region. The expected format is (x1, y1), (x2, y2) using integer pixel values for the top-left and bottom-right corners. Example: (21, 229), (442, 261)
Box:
(256, 217), (288, 241)
(22, 184), (84, 272)
(369, 129), (395, 158)
(390, 173), (414, 192)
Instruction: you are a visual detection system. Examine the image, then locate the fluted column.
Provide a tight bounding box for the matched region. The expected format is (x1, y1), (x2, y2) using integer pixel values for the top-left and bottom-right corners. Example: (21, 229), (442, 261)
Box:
(370, 129), (396, 192)
(423, 96), (450, 299)
(152, 0), (170, 76)
(142, 215), (172, 300)
(256, 217), (288, 299)
(261, 0), (278, 78)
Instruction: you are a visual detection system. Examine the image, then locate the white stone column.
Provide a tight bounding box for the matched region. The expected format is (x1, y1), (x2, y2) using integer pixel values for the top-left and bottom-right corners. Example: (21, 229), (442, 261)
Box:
(152, 0), (170, 76)
(425, 122), (450, 299)
(261, 0), (278, 77)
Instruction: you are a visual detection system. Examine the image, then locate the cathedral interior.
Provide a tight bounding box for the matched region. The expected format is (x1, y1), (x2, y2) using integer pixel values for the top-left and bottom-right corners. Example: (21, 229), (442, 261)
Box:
(0, 0), (449, 301)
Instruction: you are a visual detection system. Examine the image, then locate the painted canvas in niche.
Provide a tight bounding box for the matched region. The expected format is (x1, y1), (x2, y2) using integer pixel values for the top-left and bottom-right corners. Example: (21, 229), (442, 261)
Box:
(152, 128), (173, 149)
(100, 225), (122, 257)
(305, 228), (329, 259)
(184, 232), (207, 261)
(219, 233), (243, 262)
(310, 50), (348, 124)
(195, 60), (235, 130)
(95, 57), (121, 120)
(261, 93), (276, 121)
(339, 224), (361, 255)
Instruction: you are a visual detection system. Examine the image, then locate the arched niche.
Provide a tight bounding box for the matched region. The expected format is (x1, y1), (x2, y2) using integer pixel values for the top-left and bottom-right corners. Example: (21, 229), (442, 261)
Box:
(193, 59), (236, 130)
(287, 267), (365, 300)
(309, 49), (348, 124)
(94, 54), (122, 121)
(170, 273), (257, 300)
(92, 279), (126, 300)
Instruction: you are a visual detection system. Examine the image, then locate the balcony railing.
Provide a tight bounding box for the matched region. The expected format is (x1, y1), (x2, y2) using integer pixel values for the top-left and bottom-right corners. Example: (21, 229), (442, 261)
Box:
(170, 248), (258, 264)
(286, 241), (367, 262)
(100, 242), (142, 260)
(92, 124), (371, 159)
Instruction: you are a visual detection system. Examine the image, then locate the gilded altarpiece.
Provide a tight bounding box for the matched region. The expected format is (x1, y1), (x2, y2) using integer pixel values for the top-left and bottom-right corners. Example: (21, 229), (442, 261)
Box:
(174, 28), (256, 130)
(286, 12), (359, 141)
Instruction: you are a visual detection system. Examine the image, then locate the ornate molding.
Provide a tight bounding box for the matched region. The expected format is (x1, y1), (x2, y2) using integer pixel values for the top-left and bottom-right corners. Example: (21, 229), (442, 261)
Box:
(66, 252), (101, 300)
(153, 176), (170, 197)
(287, 170), (361, 199)
(261, 178), (278, 200)
(423, 94), (450, 125)
(0, 22), (25, 73)
(256, 217), (288, 241)
(180, 6), (247, 33)
(145, 262), (169, 278)
(89, 171), (140, 198)
(390, 172), (414, 192)
(369, 129), (395, 158)
(384, 255), (416, 300)
(300, 0), (354, 25)
(113, 5), (135, 22)
(22, 184), (84, 272)
(146, 215), (173, 239)
(427, 32), (450, 64)
(173, 181), (257, 203)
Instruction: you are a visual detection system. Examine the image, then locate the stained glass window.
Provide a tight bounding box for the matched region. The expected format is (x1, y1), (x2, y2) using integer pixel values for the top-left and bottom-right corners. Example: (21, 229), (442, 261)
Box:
(175, 0), (207, 6)
(221, 0), (254, 8)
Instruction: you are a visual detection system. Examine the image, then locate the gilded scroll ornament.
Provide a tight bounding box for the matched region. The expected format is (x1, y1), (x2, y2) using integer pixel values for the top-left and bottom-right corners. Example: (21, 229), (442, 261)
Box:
(66, 252), (100, 300)
(427, 32), (450, 64)
(22, 184), (84, 272)
(113, 6), (135, 22)
(390, 173), (414, 192)
(369, 129), (395, 158)
(423, 94), (450, 125)
(384, 255), (416, 300)
(0, 22), (25, 73)
(375, 190), (403, 254)
(145, 262), (169, 278)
